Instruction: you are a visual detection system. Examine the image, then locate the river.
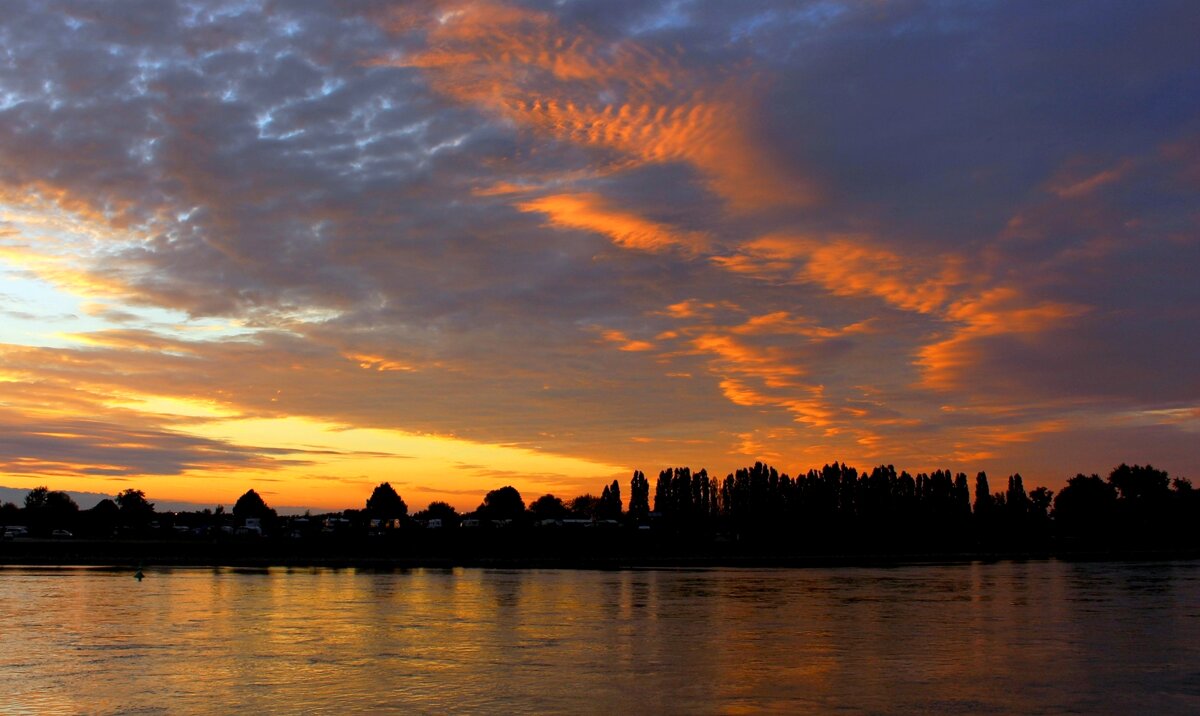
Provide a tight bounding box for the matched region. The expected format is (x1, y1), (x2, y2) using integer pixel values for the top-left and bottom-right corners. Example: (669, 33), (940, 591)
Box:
(1, 560), (1198, 714)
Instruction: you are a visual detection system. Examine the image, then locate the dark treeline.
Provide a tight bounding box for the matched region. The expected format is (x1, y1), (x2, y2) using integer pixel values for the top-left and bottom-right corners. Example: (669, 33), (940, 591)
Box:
(0, 486), (281, 541)
(647, 462), (1196, 552)
(2, 462), (1197, 560)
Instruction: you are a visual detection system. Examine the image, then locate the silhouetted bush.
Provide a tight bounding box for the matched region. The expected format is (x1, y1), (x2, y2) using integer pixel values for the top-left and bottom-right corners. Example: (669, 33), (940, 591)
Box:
(365, 483), (408, 523)
(477, 486), (525, 523)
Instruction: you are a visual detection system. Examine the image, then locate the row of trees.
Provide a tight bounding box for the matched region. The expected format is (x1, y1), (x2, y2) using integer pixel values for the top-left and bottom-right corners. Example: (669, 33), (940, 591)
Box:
(3, 487), (156, 537)
(1, 486), (277, 538)
(643, 462), (1195, 547)
(392, 462), (1194, 549)
(4, 463), (1195, 550)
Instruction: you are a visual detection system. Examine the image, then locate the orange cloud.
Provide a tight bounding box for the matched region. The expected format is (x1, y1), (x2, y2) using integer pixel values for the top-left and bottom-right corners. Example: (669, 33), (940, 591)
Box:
(715, 375), (833, 430)
(692, 334), (803, 385)
(731, 311), (876, 340)
(56, 329), (198, 354)
(471, 180), (538, 197)
(663, 299), (718, 319)
(598, 329), (654, 352)
(715, 233), (1088, 392)
(0, 243), (137, 301)
(371, 0), (813, 209)
(518, 192), (708, 255)
(1048, 158), (1134, 198)
(345, 353), (417, 372)
(685, 331), (836, 429)
(0, 180), (131, 231)
(937, 418), (1071, 464)
(623, 299), (891, 439)
(916, 287), (1088, 389)
(714, 234), (961, 314)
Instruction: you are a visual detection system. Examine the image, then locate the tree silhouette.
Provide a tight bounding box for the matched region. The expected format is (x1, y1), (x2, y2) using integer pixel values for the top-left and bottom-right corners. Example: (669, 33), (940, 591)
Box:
(46, 490), (77, 511)
(1002, 473), (1030, 532)
(1108, 463), (1176, 542)
(478, 485), (525, 522)
(652, 466), (722, 529)
(529, 494), (568, 522)
(953, 473), (972, 520)
(22, 487), (78, 535)
(83, 498), (120, 538)
(654, 469), (671, 513)
(1170, 478), (1199, 537)
(44, 490), (78, 529)
(597, 480), (622, 519)
(1053, 474), (1116, 541)
(1029, 487), (1054, 521)
(415, 501), (460, 527)
(1108, 463), (1170, 503)
(365, 482), (408, 522)
(568, 494), (600, 519)
(115, 488), (155, 529)
(973, 472), (993, 516)
(25, 487), (77, 514)
(629, 470), (650, 520)
(24, 486), (50, 511)
(233, 489), (276, 522)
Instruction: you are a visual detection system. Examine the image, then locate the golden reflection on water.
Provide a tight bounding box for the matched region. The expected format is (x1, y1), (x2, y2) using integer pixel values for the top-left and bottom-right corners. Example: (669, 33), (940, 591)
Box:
(0, 562), (1198, 714)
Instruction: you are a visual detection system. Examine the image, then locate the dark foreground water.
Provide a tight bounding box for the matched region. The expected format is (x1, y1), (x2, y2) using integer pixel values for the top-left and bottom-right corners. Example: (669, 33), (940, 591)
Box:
(1, 560), (1198, 714)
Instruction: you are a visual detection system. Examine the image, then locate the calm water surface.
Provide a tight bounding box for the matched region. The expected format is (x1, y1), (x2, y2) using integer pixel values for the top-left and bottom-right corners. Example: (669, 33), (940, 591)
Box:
(1, 560), (1198, 714)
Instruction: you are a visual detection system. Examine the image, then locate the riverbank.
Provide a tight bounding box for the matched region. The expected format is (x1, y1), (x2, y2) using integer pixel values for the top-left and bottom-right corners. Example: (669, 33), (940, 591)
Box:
(3, 535), (1196, 570)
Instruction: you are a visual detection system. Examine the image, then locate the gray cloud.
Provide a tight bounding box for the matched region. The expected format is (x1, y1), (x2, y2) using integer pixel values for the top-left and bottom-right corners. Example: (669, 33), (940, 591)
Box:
(0, 0), (1198, 493)
(0, 409), (306, 477)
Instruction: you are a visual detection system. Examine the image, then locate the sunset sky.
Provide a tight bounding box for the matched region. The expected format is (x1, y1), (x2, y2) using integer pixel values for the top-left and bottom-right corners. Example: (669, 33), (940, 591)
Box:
(0, 0), (1197, 512)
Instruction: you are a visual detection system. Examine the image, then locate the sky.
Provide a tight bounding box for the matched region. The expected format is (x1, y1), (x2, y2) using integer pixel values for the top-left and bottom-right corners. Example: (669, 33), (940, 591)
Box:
(0, 0), (1197, 513)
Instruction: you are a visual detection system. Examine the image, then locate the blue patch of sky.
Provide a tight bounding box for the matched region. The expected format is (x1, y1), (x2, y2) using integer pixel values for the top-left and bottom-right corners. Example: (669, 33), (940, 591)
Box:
(0, 269), (91, 345)
(0, 265), (252, 348)
(730, 1), (848, 44)
(629, 0), (693, 36)
(0, 203), (253, 348)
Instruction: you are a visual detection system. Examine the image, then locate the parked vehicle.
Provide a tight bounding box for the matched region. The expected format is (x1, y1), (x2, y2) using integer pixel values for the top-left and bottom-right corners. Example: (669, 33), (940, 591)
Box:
(2, 526), (29, 540)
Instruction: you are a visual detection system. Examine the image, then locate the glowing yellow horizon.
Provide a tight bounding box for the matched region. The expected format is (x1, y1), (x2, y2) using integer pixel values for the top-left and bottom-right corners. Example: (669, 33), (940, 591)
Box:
(0, 409), (629, 513)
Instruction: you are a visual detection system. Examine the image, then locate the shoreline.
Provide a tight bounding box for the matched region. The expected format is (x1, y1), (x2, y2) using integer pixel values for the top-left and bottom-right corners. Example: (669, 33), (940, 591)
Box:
(3, 538), (1197, 570)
